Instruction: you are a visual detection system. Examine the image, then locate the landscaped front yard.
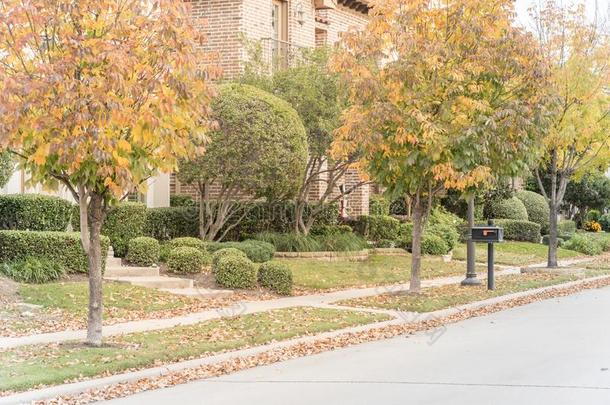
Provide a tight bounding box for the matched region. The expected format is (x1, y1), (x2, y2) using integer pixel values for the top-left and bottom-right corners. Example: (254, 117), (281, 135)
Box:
(337, 273), (580, 313)
(0, 307), (389, 393)
(452, 241), (581, 266)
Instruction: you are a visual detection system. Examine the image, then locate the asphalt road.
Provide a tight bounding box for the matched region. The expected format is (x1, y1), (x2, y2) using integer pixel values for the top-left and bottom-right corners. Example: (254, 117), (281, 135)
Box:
(101, 286), (610, 405)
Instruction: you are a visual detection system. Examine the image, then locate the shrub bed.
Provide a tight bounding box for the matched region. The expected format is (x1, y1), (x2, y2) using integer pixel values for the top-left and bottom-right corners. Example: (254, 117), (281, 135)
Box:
(254, 232), (367, 252)
(126, 237), (160, 267)
(220, 240), (275, 263)
(214, 255), (258, 289)
(563, 234), (603, 255)
(0, 231), (109, 273)
(484, 197), (529, 221)
(421, 233), (450, 255)
(167, 246), (207, 274)
(0, 257), (66, 284)
(0, 194), (73, 231)
(516, 190), (550, 234)
(212, 248), (248, 269)
(350, 215), (401, 241)
(493, 219), (541, 243)
(558, 219), (577, 239)
(258, 262), (293, 295)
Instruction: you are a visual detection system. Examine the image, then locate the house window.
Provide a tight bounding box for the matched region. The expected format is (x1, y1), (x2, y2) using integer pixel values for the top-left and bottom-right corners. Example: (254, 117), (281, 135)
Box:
(272, 0), (288, 67)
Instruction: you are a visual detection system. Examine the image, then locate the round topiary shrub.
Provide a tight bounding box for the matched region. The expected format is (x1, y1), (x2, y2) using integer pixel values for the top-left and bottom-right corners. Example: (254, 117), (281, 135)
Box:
(484, 197), (529, 221)
(167, 246), (207, 274)
(212, 248), (248, 270)
(214, 255), (258, 289)
(516, 190), (550, 234)
(126, 237), (160, 267)
(587, 209), (602, 222)
(160, 237), (207, 261)
(493, 219), (541, 243)
(421, 233), (450, 255)
(221, 240), (276, 263)
(258, 262), (293, 295)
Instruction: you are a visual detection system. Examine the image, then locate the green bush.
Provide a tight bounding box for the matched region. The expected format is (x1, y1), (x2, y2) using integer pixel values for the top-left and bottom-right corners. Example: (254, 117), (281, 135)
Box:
(374, 239), (396, 248)
(310, 224), (353, 236)
(421, 233), (450, 255)
(160, 237), (207, 261)
(220, 240), (276, 263)
(369, 195), (390, 216)
(563, 234), (603, 255)
(126, 237), (160, 267)
(493, 219), (541, 243)
(318, 232), (367, 251)
(484, 197), (529, 221)
(170, 194), (196, 207)
(144, 207), (199, 241)
(74, 202), (147, 257)
(516, 190), (550, 234)
(352, 215), (401, 241)
(427, 223), (460, 252)
(0, 231), (109, 273)
(0, 256), (66, 284)
(0, 194), (73, 231)
(211, 248), (248, 269)
(167, 246), (207, 274)
(542, 234), (565, 247)
(253, 232), (366, 252)
(599, 214), (610, 232)
(587, 209), (602, 222)
(214, 255), (258, 289)
(558, 219), (577, 237)
(258, 262), (293, 295)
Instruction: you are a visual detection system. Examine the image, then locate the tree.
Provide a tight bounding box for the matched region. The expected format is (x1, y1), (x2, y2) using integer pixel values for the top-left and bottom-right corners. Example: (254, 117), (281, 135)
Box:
(529, 1), (610, 267)
(331, 0), (548, 292)
(178, 84), (308, 241)
(0, 0), (215, 346)
(242, 47), (366, 234)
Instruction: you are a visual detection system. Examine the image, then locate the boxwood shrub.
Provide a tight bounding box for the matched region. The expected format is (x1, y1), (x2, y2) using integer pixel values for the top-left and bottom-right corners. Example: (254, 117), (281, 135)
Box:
(167, 246), (207, 274)
(493, 219), (541, 243)
(421, 233), (450, 255)
(221, 240), (275, 263)
(484, 197), (529, 221)
(212, 248), (248, 269)
(0, 194), (73, 231)
(0, 230), (109, 273)
(126, 237), (160, 267)
(258, 262), (293, 295)
(170, 194), (196, 207)
(515, 191), (550, 234)
(214, 255), (258, 289)
(351, 215), (401, 241)
(160, 237), (207, 261)
(144, 207), (199, 241)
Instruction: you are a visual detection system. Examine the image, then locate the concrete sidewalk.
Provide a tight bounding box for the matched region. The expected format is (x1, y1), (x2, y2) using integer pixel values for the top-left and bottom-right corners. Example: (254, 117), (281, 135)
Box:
(101, 284), (610, 405)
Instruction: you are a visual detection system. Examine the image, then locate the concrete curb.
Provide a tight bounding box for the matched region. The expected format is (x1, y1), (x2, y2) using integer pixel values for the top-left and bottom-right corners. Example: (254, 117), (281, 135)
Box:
(2, 272), (609, 405)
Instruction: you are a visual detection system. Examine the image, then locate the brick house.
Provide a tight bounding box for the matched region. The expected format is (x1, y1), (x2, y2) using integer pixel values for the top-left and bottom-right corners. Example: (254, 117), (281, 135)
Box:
(2, 0), (372, 216)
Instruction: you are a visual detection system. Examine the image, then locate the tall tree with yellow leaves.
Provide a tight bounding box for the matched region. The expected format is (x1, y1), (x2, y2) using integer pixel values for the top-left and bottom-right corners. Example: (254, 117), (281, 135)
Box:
(0, 0), (216, 346)
(529, 1), (610, 267)
(332, 0), (548, 292)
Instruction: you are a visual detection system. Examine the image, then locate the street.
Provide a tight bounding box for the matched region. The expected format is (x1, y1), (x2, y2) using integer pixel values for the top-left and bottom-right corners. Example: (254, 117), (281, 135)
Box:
(101, 286), (610, 405)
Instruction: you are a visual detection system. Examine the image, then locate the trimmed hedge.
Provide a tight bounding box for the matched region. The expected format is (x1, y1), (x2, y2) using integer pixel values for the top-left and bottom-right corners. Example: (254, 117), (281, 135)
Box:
(0, 194), (73, 231)
(126, 237), (160, 267)
(351, 215), (401, 241)
(253, 231), (367, 252)
(0, 256), (66, 284)
(167, 246), (207, 274)
(421, 233), (449, 255)
(484, 197), (529, 221)
(516, 191), (550, 234)
(160, 237), (207, 261)
(220, 240), (275, 263)
(0, 231), (109, 273)
(144, 207), (199, 241)
(369, 195), (390, 216)
(493, 219), (541, 243)
(212, 248), (248, 269)
(258, 262), (293, 295)
(214, 255), (258, 289)
(170, 194), (196, 207)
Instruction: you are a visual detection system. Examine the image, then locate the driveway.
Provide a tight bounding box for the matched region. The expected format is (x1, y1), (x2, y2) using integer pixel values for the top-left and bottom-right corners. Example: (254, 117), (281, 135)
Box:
(101, 286), (610, 405)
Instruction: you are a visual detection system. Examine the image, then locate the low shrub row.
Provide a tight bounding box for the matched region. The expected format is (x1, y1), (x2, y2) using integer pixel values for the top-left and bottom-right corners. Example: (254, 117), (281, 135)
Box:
(0, 194), (73, 232)
(254, 231), (367, 252)
(126, 237), (160, 267)
(0, 230), (110, 273)
(492, 219), (541, 243)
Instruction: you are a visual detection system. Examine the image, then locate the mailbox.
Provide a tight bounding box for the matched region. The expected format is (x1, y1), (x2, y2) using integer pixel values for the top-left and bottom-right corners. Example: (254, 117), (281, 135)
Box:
(471, 226), (503, 243)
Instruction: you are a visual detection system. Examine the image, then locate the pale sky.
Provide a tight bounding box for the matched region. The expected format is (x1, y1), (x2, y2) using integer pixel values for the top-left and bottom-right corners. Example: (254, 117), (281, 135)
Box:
(514, 0), (610, 29)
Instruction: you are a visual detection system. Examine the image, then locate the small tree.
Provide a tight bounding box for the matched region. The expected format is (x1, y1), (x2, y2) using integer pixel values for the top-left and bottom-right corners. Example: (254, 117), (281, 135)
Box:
(0, 1), (215, 346)
(242, 47), (368, 234)
(529, 1), (610, 267)
(178, 84), (308, 241)
(332, 0), (548, 292)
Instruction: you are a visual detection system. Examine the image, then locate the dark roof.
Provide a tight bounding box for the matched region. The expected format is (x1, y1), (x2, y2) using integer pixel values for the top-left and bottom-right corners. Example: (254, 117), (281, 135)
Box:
(337, 0), (370, 14)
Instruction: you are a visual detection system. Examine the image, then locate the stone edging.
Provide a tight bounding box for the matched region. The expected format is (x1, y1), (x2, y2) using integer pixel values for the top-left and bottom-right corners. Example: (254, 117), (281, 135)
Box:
(274, 250), (369, 261)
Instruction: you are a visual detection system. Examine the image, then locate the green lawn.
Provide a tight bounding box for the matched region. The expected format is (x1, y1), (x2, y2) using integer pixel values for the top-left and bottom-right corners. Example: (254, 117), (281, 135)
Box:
(452, 241), (580, 266)
(282, 254), (483, 291)
(337, 273), (578, 313)
(0, 307), (389, 393)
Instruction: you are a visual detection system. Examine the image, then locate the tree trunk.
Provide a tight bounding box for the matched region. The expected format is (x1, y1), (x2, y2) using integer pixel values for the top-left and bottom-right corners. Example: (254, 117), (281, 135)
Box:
(410, 198), (424, 293)
(548, 200), (559, 268)
(294, 199), (306, 234)
(86, 193), (106, 347)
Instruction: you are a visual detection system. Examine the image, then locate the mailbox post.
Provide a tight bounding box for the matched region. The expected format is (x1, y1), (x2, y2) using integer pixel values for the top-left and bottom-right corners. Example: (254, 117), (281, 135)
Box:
(470, 219), (503, 290)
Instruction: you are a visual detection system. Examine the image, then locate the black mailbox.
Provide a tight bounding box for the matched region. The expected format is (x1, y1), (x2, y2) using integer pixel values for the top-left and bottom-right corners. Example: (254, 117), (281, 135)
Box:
(471, 226), (503, 243)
